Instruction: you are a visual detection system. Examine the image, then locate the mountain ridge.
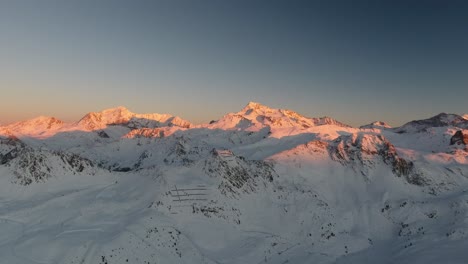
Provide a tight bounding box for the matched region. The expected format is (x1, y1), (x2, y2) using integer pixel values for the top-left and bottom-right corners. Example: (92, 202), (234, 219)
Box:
(2, 103), (466, 137)
(394, 113), (468, 133)
(0, 106), (192, 138)
(0, 102), (467, 263)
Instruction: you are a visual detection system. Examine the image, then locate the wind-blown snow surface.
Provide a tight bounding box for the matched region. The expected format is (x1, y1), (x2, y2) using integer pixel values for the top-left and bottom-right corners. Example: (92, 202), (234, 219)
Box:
(1, 103), (468, 264)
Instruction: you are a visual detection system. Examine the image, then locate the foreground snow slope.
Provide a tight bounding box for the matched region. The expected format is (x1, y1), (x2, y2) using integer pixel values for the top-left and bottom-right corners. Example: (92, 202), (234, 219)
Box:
(0, 102), (467, 264)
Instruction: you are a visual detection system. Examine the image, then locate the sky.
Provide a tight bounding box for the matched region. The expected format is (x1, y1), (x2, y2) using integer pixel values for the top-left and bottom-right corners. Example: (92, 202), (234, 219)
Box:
(0, 0), (467, 127)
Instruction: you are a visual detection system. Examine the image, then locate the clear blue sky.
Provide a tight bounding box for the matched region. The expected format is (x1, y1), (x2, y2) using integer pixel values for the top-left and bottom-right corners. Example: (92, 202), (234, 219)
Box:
(1, 0), (467, 126)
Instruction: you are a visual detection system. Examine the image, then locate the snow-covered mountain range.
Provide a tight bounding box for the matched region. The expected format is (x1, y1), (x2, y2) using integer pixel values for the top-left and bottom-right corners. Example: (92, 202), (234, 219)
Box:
(0, 102), (467, 264)
(0, 106), (191, 139)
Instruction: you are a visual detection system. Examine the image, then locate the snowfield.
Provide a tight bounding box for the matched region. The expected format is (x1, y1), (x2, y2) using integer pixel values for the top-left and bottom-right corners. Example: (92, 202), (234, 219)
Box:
(0, 103), (467, 264)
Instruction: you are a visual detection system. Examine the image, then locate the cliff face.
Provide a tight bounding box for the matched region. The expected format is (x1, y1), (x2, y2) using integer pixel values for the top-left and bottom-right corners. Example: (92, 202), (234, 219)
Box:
(450, 130), (468, 145)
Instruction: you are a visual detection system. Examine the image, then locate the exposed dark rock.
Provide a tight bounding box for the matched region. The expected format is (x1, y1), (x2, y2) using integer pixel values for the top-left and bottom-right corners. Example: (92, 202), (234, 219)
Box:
(450, 130), (468, 145)
(7, 148), (95, 185)
(311, 116), (352, 128)
(0, 147), (21, 165)
(113, 167), (132, 172)
(204, 152), (277, 197)
(162, 137), (209, 166)
(97, 130), (110, 138)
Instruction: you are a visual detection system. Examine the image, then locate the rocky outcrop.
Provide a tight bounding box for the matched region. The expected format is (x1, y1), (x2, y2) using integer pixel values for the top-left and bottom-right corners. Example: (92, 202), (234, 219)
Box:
(0, 147), (21, 165)
(204, 149), (276, 197)
(0, 134), (25, 164)
(311, 116), (351, 127)
(162, 137), (209, 167)
(450, 130), (468, 145)
(124, 128), (165, 138)
(3, 147), (95, 185)
(97, 130), (110, 138)
(123, 127), (184, 139)
(330, 133), (425, 185)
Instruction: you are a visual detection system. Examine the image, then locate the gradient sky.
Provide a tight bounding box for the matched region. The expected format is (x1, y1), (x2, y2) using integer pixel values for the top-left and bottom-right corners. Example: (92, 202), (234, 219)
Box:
(1, 0), (467, 127)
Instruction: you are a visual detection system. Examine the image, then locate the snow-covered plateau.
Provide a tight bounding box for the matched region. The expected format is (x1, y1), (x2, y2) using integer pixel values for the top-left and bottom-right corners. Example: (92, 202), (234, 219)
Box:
(1, 102), (467, 264)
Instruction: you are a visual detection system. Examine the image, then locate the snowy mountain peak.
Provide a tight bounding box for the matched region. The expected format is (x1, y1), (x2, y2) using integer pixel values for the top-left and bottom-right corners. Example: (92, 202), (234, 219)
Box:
(77, 106), (135, 130)
(242, 101), (271, 112)
(0, 106), (192, 139)
(360, 121), (392, 129)
(77, 106), (192, 131)
(17, 116), (63, 127)
(395, 113), (468, 133)
(209, 102), (350, 131)
(463, 114), (468, 120)
(433, 113), (464, 123)
(0, 116), (65, 137)
(100, 106), (132, 115)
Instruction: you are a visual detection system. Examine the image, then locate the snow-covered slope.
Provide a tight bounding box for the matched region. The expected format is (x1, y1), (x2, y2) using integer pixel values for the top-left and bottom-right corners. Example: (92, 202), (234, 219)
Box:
(0, 103), (467, 264)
